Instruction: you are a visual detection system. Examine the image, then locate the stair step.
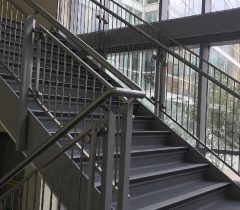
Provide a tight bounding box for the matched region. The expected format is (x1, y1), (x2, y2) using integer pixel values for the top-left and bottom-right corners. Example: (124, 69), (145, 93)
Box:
(130, 163), (208, 184)
(129, 181), (229, 210)
(131, 145), (188, 156)
(175, 190), (235, 210)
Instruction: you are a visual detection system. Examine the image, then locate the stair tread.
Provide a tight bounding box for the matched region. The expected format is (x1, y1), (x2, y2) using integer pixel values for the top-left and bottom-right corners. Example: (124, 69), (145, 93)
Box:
(130, 163), (208, 181)
(132, 144), (188, 156)
(199, 199), (240, 210)
(132, 131), (171, 135)
(129, 182), (229, 210)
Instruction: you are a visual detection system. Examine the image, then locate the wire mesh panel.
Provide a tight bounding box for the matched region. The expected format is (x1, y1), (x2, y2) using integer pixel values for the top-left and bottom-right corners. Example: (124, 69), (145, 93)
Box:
(0, 0), (25, 80)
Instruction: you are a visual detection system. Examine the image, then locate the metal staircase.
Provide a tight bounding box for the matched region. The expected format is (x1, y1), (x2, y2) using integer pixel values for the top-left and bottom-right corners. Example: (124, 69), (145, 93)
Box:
(0, 0), (240, 210)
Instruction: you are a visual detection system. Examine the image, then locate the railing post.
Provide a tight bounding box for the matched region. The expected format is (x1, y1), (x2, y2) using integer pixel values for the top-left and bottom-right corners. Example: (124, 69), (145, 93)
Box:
(154, 47), (167, 119)
(100, 109), (115, 210)
(196, 44), (209, 147)
(154, 47), (161, 117)
(86, 123), (97, 210)
(17, 15), (35, 151)
(117, 98), (134, 210)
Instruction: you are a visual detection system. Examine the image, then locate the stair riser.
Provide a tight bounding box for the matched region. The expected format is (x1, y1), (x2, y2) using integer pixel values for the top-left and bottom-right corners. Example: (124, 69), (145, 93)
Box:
(131, 134), (169, 147)
(130, 151), (187, 169)
(175, 190), (226, 210)
(129, 170), (206, 199)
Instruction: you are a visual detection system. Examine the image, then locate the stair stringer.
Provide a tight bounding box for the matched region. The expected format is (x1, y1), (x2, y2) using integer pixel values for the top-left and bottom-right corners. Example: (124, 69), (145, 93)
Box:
(0, 75), (101, 210)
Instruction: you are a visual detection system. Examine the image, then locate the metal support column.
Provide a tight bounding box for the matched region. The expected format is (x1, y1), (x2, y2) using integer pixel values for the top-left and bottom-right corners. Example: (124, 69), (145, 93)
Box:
(86, 124), (97, 210)
(100, 110), (115, 210)
(17, 16), (35, 151)
(196, 44), (210, 146)
(117, 99), (134, 210)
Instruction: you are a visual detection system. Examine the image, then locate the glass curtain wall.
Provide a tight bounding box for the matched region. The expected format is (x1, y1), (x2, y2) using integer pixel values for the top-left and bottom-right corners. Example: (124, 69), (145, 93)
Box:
(164, 47), (200, 144)
(207, 43), (240, 171)
(165, 0), (202, 19)
(110, 0), (159, 23)
(210, 0), (240, 12)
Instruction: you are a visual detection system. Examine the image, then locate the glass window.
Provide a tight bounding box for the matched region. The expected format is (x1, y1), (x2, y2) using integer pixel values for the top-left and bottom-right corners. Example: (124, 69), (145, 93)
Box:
(145, 0), (158, 4)
(209, 44), (240, 80)
(144, 10), (158, 22)
(210, 0), (240, 12)
(167, 0), (202, 20)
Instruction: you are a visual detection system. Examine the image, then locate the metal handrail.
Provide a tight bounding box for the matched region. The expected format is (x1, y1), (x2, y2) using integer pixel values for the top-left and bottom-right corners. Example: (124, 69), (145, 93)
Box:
(21, 0), (143, 93)
(0, 125), (93, 200)
(0, 87), (144, 188)
(90, 0), (240, 100)
(108, 0), (240, 87)
(39, 25), (113, 89)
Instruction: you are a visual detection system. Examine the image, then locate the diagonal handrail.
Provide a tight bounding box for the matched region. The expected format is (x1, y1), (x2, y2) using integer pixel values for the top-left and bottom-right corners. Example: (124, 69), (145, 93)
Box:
(0, 86), (143, 188)
(90, 0), (240, 100)
(21, 0), (143, 93)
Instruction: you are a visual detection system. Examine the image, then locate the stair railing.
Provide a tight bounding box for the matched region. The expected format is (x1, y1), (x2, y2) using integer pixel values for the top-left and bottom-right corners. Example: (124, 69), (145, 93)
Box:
(106, 0), (240, 92)
(55, 0), (240, 177)
(0, 0), (145, 209)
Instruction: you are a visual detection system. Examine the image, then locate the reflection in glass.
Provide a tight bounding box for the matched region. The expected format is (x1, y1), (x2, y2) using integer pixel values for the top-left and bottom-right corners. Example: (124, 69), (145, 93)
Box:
(167, 0), (202, 19)
(210, 0), (240, 12)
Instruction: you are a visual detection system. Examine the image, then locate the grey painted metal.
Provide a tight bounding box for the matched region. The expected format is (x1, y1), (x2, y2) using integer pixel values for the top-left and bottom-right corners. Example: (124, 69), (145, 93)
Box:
(39, 26), (114, 89)
(34, 37), (41, 92)
(0, 86), (143, 188)
(159, 48), (167, 120)
(100, 110), (115, 210)
(17, 15), (35, 151)
(23, 0), (143, 92)
(154, 47), (161, 117)
(86, 123), (97, 210)
(196, 44), (209, 144)
(117, 99), (134, 210)
(90, 0), (240, 100)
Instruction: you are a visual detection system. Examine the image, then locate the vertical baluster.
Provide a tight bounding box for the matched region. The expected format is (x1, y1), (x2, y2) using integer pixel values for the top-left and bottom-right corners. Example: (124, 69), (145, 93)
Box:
(24, 178), (29, 209)
(170, 53), (174, 118)
(49, 163), (54, 210)
(186, 54), (192, 133)
(57, 155), (64, 210)
(53, 45), (60, 119)
(60, 52), (67, 125)
(181, 49), (186, 127)
(13, 8), (19, 76)
(17, 13), (24, 79)
(77, 139), (84, 210)
(192, 63), (198, 136)
(3, 0), (8, 66)
(41, 38), (48, 104)
(17, 186), (23, 210)
(224, 78), (229, 162)
(47, 40), (54, 110)
(67, 148), (74, 209)
(33, 172), (38, 210)
(8, 4), (13, 68)
(40, 168), (46, 210)
(176, 47), (180, 122)
(217, 75), (223, 155)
